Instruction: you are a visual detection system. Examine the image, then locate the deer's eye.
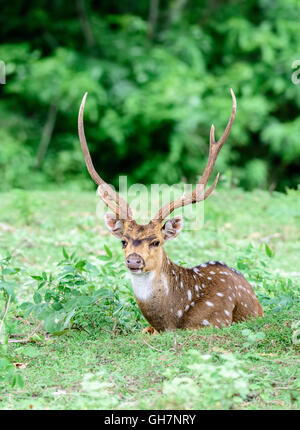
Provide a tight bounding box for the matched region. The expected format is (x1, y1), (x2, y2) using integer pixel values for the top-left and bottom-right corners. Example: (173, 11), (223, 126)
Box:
(150, 240), (160, 248)
(121, 240), (128, 249)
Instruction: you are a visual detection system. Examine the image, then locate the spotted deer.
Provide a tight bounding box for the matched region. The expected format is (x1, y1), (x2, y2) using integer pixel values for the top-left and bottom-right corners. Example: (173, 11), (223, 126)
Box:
(78, 90), (263, 332)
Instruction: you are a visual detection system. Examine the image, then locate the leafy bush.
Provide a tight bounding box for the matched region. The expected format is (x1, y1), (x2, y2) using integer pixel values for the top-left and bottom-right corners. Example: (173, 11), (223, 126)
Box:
(235, 242), (300, 313)
(19, 247), (143, 334)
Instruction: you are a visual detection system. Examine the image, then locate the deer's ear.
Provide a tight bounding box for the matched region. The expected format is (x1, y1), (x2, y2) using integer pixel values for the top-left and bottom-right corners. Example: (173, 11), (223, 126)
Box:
(104, 213), (124, 238)
(162, 216), (183, 241)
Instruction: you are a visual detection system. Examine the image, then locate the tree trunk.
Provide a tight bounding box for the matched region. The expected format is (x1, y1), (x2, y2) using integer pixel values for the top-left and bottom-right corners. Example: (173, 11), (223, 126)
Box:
(35, 103), (58, 169)
(148, 0), (160, 40)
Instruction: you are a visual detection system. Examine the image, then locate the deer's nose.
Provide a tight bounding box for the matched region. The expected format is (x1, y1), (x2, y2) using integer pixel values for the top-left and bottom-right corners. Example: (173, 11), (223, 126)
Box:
(126, 253), (145, 271)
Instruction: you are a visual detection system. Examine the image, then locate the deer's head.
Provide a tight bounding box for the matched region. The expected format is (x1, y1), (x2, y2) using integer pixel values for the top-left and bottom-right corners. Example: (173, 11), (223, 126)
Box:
(78, 90), (236, 274)
(103, 215), (183, 273)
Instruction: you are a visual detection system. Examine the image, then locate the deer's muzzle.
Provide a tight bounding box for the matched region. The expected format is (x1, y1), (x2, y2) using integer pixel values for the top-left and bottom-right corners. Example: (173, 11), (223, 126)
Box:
(126, 253), (145, 271)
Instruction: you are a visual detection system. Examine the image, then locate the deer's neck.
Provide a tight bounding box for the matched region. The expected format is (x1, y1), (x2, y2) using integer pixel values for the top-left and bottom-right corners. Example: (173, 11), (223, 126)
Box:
(130, 250), (183, 330)
(129, 270), (156, 302)
(129, 249), (172, 301)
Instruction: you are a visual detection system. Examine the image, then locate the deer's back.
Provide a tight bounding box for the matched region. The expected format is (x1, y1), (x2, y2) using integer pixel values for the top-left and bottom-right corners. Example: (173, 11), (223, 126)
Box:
(181, 261), (263, 329)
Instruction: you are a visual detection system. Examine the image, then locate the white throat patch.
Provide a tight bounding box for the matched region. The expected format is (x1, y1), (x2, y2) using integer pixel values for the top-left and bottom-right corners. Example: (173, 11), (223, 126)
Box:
(130, 271), (155, 302)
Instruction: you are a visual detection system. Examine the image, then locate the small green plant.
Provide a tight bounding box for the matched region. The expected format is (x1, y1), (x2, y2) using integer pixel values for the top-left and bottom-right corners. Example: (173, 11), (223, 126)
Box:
(235, 243), (300, 313)
(0, 356), (24, 389)
(0, 256), (24, 388)
(19, 247), (143, 335)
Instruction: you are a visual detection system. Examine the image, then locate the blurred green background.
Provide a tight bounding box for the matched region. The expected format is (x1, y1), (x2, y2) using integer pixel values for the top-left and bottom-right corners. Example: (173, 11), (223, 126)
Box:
(0, 0), (300, 192)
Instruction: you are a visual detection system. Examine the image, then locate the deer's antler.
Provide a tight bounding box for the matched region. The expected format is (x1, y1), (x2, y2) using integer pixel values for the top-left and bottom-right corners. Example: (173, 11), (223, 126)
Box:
(153, 89), (237, 221)
(78, 93), (133, 220)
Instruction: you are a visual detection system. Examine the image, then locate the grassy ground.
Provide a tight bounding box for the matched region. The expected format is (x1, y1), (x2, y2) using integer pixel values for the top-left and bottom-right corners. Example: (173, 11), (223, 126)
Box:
(0, 187), (299, 409)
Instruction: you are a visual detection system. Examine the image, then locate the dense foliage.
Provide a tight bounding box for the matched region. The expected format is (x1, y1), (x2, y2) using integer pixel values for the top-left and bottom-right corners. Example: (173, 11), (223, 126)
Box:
(1, 0), (300, 191)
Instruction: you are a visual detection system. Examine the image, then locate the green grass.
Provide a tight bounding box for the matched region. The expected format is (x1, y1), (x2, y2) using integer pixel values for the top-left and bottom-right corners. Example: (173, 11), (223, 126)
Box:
(0, 187), (299, 410)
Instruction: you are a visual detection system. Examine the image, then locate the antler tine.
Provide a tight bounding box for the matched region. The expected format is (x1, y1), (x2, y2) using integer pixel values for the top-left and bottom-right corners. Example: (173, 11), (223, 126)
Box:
(78, 93), (133, 220)
(154, 89), (236, 221)
(197, 88), (236, 188)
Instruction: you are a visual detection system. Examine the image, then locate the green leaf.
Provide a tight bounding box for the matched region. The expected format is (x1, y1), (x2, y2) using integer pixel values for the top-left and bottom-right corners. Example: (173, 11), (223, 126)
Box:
(62, 247), (69, 259)
(43, 313), (64, 333)
(75, 260), (86, 271)
(104, 245), (112, 258)
(63, 308), (76, 329)
(38, 281), (46, 290)
(15, 373), (24, 388)
(52, 302), (63, 311)
(11, 374), (16, 388)
(85, 262), (100, 275)
(19, 302), (34, 315)
(264, 243), (274, 258)
(0, 281), (16, 300)
(3, 267), (20, 275)
(31, 275), (43, 281)
(97, 255), (112, 262)
(33, 292), (42, 304)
